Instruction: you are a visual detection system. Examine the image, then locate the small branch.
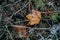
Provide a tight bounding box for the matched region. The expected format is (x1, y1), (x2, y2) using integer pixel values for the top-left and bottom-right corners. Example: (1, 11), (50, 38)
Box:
(41, 11), (60, 14)
(5, 25), (14, 40)
(28, 0), (31, 13)
(0, 13), (2, 21)
(10, 2), (30, 18)
(12, 25), (50, 30)
(0, 31), (5, 39)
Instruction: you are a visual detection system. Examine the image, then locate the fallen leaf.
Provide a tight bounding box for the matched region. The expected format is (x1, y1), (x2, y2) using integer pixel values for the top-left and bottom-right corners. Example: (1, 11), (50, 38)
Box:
(16, 26), (27, 37)
(26, 9), (41, 25)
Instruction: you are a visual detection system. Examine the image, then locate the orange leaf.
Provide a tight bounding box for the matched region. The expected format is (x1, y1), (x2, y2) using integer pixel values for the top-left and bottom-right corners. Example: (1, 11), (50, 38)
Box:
(26, 9), (41, 25)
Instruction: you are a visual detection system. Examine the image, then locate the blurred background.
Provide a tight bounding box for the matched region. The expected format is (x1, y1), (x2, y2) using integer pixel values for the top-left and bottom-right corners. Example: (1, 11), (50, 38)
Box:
(0, 0), (60, 40)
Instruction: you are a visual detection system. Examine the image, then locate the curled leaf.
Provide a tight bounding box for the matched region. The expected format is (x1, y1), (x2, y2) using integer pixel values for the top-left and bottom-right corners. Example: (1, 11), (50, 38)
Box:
(26, 9), (41, 25)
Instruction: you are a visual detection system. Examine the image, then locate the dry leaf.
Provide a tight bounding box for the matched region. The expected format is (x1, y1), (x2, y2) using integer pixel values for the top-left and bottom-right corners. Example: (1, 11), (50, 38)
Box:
(16, 26), (26, 37)
(15, 26), (29, 39)
(26, 9), (41, 25)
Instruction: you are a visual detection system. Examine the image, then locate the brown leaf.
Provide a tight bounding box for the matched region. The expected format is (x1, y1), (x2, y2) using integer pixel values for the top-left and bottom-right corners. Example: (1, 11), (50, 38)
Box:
(16, 26), (27, 37)
(26, 9), (41, 25)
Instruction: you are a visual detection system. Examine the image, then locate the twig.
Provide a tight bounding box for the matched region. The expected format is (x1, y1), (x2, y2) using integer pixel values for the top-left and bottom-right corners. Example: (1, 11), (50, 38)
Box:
(28, 0), (31, 13)
(10, 2), (30, 18)
(6, 33), (8, 40)
(12, 25), (50, 30)
(41, 11), (60, 13)
(0, 13), (2, 21)
(5, 25), (14, 40)
(5, 2), (30, 22)
(0, 31), (5, 39)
